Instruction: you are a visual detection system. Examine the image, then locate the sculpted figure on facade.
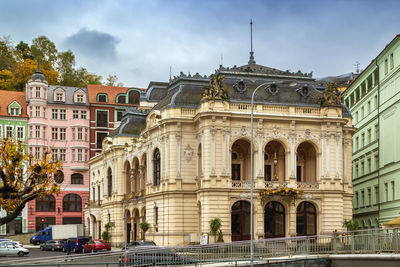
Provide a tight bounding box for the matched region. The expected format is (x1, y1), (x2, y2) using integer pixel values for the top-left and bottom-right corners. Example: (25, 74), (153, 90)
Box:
(202, 74), (229, 102)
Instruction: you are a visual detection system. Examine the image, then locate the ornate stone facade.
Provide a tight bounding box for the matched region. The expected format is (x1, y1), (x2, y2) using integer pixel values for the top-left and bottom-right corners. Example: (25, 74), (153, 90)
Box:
(85, 62), (354, 246)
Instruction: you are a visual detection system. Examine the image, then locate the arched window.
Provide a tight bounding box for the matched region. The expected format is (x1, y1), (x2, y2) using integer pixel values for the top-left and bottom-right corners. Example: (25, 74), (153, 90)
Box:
(71, 173), (84, 184)
(54, 170), (64, 184)
(97, 93), (108, 103)
(264, 202), (285, 238)
(128, 90), (140, 104)
(36, 195), (56, 212)
(153, 148), (161, 186)
(63, 194), (82, 212)
(116, 95), (126, 104)
(296, 202), (316, 236)
(107, 168), (112, 197)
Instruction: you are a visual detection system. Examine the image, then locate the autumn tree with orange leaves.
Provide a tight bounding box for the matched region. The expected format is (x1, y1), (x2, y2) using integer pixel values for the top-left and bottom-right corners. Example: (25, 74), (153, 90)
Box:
(0, 138), (62, 225)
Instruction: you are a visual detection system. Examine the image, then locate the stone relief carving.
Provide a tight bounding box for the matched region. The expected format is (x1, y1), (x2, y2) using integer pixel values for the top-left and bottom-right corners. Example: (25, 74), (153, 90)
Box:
(240, 126), (247, 136)
(183, 144), (194, 162)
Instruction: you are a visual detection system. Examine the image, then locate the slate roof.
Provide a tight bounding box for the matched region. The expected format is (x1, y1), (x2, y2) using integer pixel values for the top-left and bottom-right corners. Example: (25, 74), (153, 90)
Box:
(0, 90), (28, 117)
(29, 64), (46, 82)
(48, 86), (89, 106)
(145, 82), (169, 102)
(109, 109), (148, 137)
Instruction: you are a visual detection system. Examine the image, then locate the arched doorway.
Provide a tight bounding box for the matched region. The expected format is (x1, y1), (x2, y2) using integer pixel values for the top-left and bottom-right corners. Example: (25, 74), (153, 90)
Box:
(296, 142), (317, 182)
(231, 201), (251, 241)
(264, 202), (285, 238)
(264, 141), (286, 181)
(296, 202), (316, 236)
(231, 139), (251, 181)
(126, 210), (131, 243)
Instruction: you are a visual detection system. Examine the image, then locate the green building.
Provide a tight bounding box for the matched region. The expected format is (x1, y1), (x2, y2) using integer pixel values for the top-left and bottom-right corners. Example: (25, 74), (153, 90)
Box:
(343, 35), (400, 228)
(0, 90), (29, 235)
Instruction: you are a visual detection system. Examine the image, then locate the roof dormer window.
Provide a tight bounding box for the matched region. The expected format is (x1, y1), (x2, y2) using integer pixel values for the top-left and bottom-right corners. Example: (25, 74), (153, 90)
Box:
(56, 93), (63, 101)
(97, 93), (108, 103)
(54, 88), (65, 102)
(77, 95), (84, 103)
(8, 101), (22, 116)
(9, 108), (20, 116)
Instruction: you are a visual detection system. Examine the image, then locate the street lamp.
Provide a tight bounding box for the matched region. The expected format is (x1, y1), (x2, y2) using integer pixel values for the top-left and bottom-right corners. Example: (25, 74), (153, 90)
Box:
(250, 80), (297, 266)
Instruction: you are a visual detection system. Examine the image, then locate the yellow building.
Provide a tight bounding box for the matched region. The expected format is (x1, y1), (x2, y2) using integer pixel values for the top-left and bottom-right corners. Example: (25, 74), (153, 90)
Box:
(85, 61), (355, 246)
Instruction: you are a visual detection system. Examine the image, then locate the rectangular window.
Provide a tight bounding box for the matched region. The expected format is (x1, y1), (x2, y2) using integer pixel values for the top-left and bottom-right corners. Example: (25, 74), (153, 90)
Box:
(29, 147), (32, 156)
(73, 110), (79, 119)
(390, 53), (394, 69)
(384, 59), (388, 74)
(35, 125), (40, 138)
(77, 95), (84, 103)
(6, 126), (13, 138)
(116, 111), (123, 121)
(60, 128), (66, 140)
(355, 164), (359, 178)
(72, 128), (75, 140)
(59, 149), (66, 162)
(375, 124), (378, 140)
(375, 155), (379, 170)
(35, 87), (40, 98)
(29, 126), (32, 138)
(367, 128), (371, 143)
(81, 110), (87, 119)
(361, 106), (364, 119)
(78, 149), (82, 161)
(96, 110), (108, 127)
(361, 161), (365, 176)
(367, 158), (371, 173)
(85, 128), (88, 141)
(52, 149), (58, 162)
(355, 137), (359, 151)
(52, 128), (58, 140)
(35, 106), (40, 117)
(361, 133), (365, 147)
(391, 181), (395, 200)
(368, 188), (371, 206)
(29, 106), (33, 117)
(52, 109), (58, 119)
(60, 109), (66, 120)
(374, 95), (378, 108)
(42, 126), (46, 139)
(385, 183), (388, 201)
(35, 147), (40, 160)
(375, 185), (379, 204)
(77, 128), (83, 140)
(43, 107), (46, 118)
(17, 126), (24, 139)
(56, 93), (63, 101)
(72, 149), (75, 162)
(361, 190), (365, 207)
(355, 192), (359, 208)
(367, 101), (371, 114)
(96, 132), (108, 149)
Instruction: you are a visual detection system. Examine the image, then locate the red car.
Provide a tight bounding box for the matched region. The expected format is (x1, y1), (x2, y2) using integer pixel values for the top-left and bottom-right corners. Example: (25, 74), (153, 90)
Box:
(83, 240), (111, 253)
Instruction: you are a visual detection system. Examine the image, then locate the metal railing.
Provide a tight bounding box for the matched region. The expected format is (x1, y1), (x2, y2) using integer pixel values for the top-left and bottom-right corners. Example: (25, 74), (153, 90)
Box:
(2, 228), (400, 267)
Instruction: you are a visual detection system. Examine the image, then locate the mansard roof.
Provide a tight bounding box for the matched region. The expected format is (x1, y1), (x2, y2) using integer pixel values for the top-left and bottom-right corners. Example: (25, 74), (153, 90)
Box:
(109, 109), (148, 137)
(48, 86), (89, 106)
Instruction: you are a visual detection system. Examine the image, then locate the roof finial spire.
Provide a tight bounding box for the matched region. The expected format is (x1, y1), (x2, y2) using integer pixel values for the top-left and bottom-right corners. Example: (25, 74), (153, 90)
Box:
(36, 60), (42, 73)
(248, 19), (256, 64)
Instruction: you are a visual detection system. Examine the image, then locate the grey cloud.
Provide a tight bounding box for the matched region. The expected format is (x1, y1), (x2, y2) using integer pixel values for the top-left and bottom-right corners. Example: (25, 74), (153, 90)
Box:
(63, 28), (119, 61)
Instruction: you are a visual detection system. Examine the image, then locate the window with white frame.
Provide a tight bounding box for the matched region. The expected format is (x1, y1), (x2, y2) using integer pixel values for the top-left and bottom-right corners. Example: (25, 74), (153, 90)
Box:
(72, 149), (75, 162)
(52, 128), (58, 140)
(77, 128), (83, 140)
(35, 126), (40, 138)
(52, 109), (58, 119)
(35, 87), (40, 98)
(9, 108), (20, 115)
(16, 126), (24, 139)
(72, 128), (75, 140)
(60, 149), (66, 162)
(390, 53), (394, 70)
(52, 149), (58, 161)
(56, 93), (63, 101)
(78, 149), (82, 161)
(35, 147), (40, 159)
(6, 126), (13, 138)
(77, 94), (84, 103)
(81, 110), (87, 119)
(29, 147), (32, 156)
(60, 128), (66, 140)
(73, 110), (79, 119)
(42, 126), (46, 139)
(85, 128), (88, 141)
(29, 126), (32, 138)
(35, 106), (40, 117)
(29, 106), (33, 117)
(60, 109), (66, 120)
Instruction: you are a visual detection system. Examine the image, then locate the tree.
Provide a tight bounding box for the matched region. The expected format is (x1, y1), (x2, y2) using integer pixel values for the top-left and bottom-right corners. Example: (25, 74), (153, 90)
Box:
(209, 218), (222, 243)
(31, 36), (58, 65)
(0, 69), (14, 90)
(0, 138), (62, 225)
(105, 75), (118, 86)
(0, 36), (16, 71)
(12, 59), (58, 91)
(343, 219), (360, 231)
(15, 41), (33, 61)
(140, 221), (150, 240)
(57, 50), (76, 86)
(102, 222), (113, 242)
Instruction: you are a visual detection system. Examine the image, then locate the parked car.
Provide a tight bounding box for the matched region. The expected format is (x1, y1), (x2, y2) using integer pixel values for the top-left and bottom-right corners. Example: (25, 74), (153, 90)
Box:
(122, 240), (156, 250)
(63, 237), (90, 253)
(119, 246), (197, 266)
(0, 239), (13, 243)
(40, 240), (65, 251)
(83, 240), (111, 253)
(11, 241), (23, 248)
(0, 242), (29, 257)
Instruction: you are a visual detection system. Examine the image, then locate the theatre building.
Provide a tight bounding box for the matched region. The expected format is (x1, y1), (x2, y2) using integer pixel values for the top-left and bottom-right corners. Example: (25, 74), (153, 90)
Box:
(85, 57), (354, 246)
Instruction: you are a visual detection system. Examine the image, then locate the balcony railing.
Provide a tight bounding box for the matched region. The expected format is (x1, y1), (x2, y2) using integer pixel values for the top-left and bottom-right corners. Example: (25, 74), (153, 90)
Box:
(296, 181), (319, 190)
(231, 180), (251, 188)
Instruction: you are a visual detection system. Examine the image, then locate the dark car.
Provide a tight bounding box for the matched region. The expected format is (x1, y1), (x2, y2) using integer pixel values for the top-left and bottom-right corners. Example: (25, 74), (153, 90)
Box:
(40, 240), (65, 251)
(122, 240), (156, 250)
(63, 237), (90, 253)
(119, 246), (197, 266)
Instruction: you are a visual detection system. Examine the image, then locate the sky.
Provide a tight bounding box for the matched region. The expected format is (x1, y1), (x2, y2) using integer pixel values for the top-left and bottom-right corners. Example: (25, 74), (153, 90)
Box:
(1, 0), (400, 88)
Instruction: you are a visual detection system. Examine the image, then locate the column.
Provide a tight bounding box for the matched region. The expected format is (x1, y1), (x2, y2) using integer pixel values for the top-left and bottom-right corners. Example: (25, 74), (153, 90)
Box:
(343, 139), (349, 183)
(325, 134), (330, 178)
(222, 130), (226, 176)
(210, 128), (216, 175)
(257, 131), (263, 177)
(176, 134), (181, 178)
(289, 132), (296, 178)
(335, 133), (340, 178)
(164, 135), (169, 179)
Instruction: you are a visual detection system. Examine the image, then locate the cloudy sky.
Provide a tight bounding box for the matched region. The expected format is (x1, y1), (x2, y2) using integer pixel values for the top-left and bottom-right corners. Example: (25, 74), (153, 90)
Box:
(1, 0), (399, 88)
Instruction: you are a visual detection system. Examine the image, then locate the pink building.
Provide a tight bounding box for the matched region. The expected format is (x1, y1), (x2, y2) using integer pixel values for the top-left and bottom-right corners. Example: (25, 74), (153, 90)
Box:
(26, 65), (89, 232)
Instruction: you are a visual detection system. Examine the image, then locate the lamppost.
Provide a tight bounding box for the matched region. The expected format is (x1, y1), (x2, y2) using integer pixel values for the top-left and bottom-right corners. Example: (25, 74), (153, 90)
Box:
(250, 80), (297, 267)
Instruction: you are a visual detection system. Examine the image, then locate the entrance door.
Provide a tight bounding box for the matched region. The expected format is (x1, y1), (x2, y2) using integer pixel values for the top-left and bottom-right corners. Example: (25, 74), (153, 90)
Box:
(231, 201), (251, 241)
(264, 202), (285, 238)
